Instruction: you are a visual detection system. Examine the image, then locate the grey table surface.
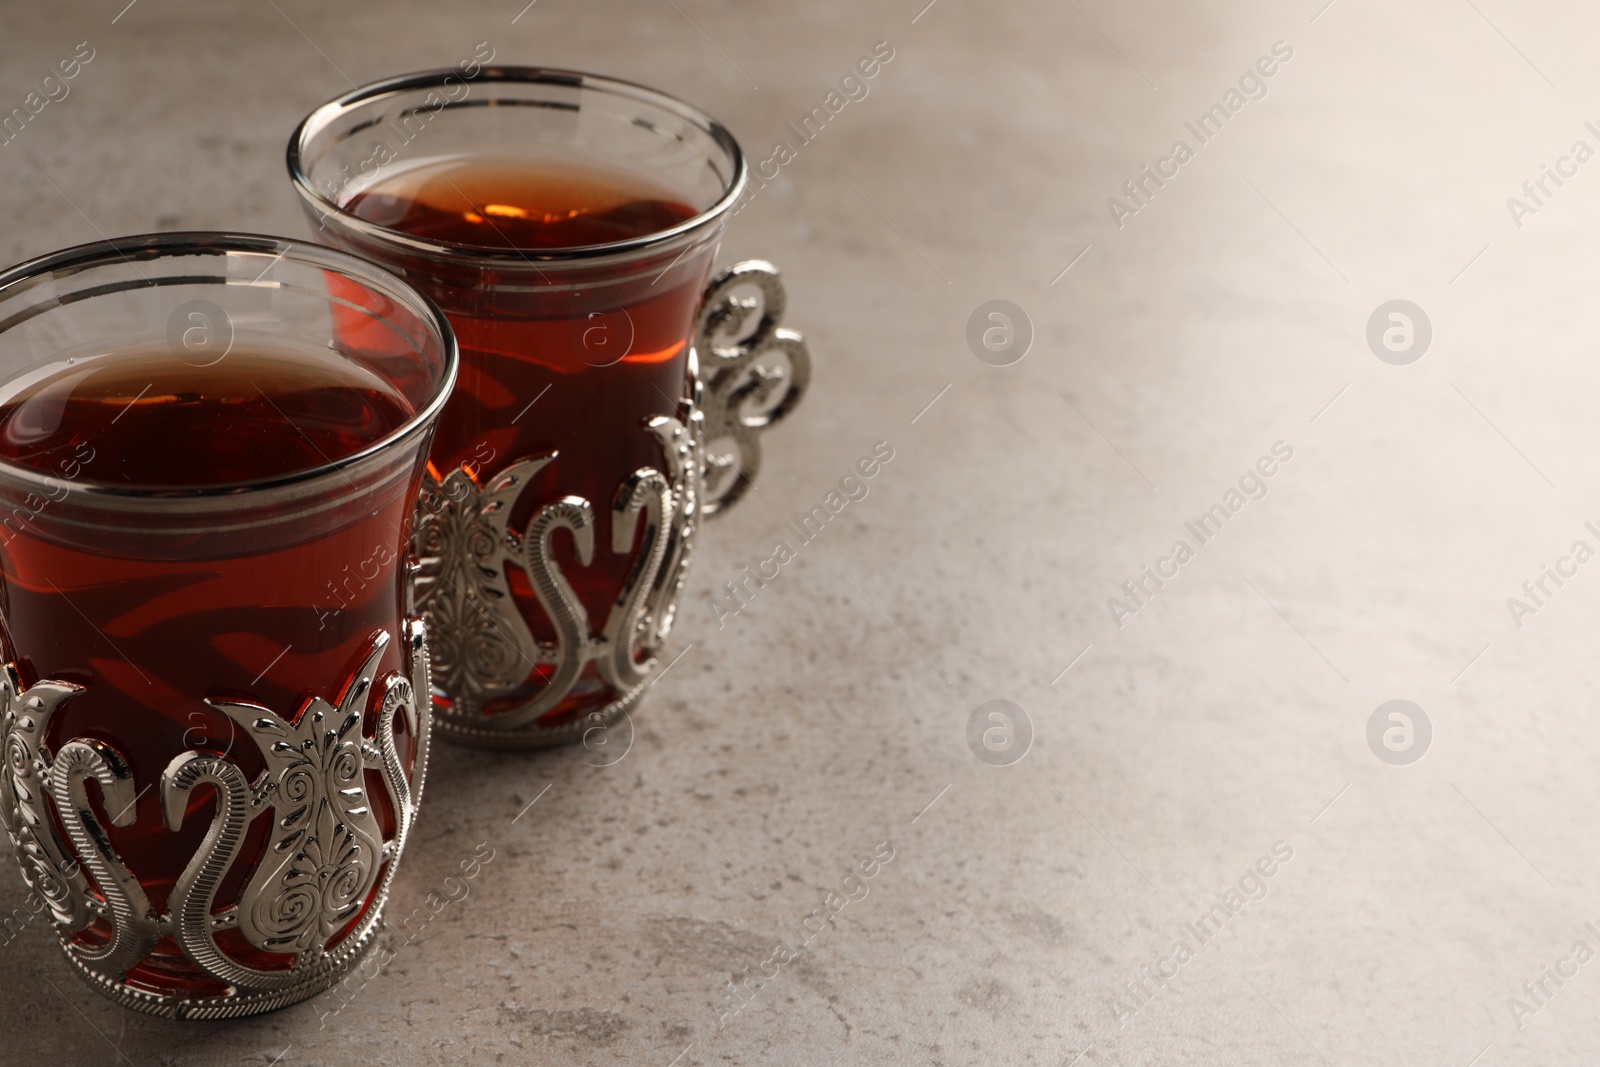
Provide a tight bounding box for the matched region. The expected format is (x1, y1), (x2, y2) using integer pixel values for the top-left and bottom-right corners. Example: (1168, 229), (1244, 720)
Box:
(4, 0), (1600, 1064)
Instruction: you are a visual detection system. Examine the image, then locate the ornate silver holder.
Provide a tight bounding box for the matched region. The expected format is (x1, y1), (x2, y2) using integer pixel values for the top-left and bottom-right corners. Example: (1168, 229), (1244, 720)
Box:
(415, 261), (811, 749)
(0, 625), (431, 1019)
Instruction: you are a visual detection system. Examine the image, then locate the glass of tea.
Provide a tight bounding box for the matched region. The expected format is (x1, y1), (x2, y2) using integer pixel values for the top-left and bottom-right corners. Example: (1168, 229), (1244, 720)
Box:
(0, 232), (456, 1017)
(289, 68), (810, 749)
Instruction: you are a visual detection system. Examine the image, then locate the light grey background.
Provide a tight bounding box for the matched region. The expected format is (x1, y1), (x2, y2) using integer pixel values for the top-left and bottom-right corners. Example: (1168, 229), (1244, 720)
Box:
(3, 0), (1599, 1064)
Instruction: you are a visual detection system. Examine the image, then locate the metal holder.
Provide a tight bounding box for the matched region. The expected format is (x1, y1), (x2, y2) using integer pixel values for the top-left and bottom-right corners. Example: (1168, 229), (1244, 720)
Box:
(0, 624), (431, 1019)
(416, 261), (811, 749)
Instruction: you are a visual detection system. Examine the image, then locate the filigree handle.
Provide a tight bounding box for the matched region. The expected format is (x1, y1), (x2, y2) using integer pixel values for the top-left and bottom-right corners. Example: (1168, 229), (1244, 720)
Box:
(694, 260), (811, 517)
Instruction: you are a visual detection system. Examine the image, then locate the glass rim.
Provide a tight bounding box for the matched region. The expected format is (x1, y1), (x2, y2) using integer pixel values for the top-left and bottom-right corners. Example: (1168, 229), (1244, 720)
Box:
(0, 231), (459, 502)
(286, 65), (749, 266)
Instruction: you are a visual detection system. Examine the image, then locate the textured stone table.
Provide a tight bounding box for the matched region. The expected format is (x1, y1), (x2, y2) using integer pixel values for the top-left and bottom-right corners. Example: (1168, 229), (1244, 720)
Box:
(4, 0), (1600, 1063)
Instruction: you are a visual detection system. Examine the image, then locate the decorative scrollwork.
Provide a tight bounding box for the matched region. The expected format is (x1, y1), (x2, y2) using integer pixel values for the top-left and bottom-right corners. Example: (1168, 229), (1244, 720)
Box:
(52, 737), (161, 980)
(413, 416), (700, 749)
(694, 260), (811, 517)
(0, 671), (93, 930)
(0, 622), (430, 1019)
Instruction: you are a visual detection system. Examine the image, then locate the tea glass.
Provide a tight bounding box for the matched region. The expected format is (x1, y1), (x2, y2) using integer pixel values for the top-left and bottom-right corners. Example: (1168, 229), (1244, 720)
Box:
(289, 68), (809, 748)
(0, 233), (456, 1017)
